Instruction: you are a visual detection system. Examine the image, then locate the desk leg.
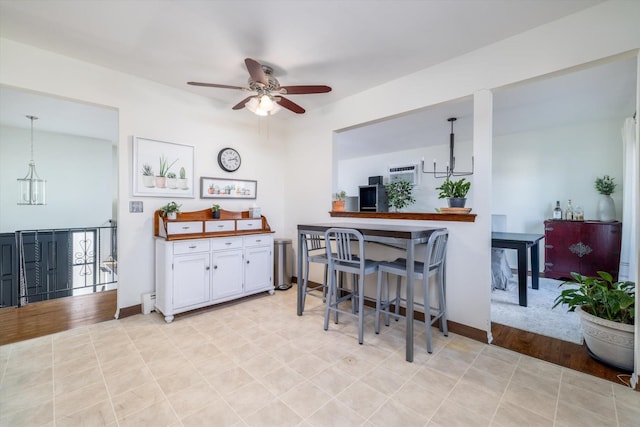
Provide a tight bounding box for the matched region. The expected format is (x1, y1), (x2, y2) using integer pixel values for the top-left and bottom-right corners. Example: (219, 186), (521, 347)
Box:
(517, 244), (528, 307)
(297, 232), (303, 316)
(405, 241), (415, 362)
(531, 242), (540, 290)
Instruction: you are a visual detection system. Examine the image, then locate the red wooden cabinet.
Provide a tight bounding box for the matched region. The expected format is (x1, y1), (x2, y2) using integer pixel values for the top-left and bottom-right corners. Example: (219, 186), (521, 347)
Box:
(544, 220), (622, 281)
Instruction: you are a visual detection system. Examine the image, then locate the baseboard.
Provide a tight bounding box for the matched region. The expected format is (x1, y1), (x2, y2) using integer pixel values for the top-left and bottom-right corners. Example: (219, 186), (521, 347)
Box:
(119, 304), (141, 318)
(292, 276), (488, 344)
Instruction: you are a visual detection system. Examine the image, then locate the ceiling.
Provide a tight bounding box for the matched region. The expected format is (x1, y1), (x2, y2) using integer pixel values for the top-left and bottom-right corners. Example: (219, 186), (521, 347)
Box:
(0, 0), (635, 150)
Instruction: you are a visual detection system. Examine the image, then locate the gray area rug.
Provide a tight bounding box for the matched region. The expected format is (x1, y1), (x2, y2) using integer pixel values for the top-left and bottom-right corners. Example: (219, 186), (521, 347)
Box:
(491, 277), (583, 344)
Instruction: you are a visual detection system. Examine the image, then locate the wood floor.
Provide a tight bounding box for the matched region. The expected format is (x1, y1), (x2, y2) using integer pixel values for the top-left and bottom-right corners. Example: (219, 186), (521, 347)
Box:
(0, 290), (631, 387)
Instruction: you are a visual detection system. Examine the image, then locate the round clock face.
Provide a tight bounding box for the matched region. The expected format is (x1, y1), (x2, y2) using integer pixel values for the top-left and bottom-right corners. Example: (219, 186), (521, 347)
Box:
(217, 148), (241, 172)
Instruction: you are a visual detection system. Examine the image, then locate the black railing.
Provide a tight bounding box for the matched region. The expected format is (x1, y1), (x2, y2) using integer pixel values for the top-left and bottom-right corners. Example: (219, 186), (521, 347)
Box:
(0, 225), (117, 307)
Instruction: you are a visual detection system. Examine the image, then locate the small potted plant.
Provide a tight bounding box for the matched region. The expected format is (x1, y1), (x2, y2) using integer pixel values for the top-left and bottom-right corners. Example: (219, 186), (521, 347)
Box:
(594, 175), (617, 221)
(332, 190), (347, 211)
(155, 155), (178, 189)
(141, 163), (155, 188)
(211, 204), (221, 219)
(159, 201), (181, 220)
(435, 177), (471, 208)
(177, 166), (188, 189)
(386, 179), (415, 212)
(166, 172), (177, 189)
(553, 271), (635, 371)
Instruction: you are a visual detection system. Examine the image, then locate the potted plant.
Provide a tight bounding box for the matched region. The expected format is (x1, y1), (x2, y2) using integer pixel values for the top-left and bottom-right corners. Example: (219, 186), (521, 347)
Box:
(166, 172), (177, 189)
(553, 271), (635, 371)
(159, 201), (181, 220)
(155, 155), (178, 189)
(332, 190), (347, 211)
(435, 177), (471, 208)
(141, 163), (155, 188)
(211, 204), (221, 219)
(594, 175), (617, 221)
(386, 179), (415, 212)
(177, 166), (188, 189)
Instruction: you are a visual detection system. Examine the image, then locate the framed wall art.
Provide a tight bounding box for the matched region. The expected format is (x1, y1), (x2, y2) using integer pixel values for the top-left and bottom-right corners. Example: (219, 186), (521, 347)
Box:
(132, 136), (195, 198)
(200, 177), (257, 199)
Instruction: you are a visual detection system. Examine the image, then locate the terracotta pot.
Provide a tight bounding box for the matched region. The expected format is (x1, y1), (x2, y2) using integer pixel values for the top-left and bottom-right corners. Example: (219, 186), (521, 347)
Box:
(332, 200), (345, 212)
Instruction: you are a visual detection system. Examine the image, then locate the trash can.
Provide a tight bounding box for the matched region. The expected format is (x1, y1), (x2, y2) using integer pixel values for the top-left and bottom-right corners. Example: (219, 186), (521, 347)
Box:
(273, 238), (293, 290)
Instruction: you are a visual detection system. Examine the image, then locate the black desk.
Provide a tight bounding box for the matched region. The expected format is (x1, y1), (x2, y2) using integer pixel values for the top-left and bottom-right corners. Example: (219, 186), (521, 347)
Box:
(491, 232), (545, 307)
(297, 222), (445, 362)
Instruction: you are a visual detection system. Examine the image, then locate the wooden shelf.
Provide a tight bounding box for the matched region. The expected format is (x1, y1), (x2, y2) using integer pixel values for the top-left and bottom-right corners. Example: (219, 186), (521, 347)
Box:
(329, 211), (476, 222)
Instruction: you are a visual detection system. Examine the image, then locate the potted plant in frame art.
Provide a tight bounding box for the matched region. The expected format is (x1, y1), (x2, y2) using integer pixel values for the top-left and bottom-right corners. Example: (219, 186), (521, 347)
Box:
(141, 163), (155, 188)
(159, 201), (181, 220)
(332, 190), (347, 212)
(436, 177), (471, 208)
(166, 172), (177, 189)
(177, 166), (188, 190)
(386, 179), (415, 212)
(553, 271), (635, 371)
(155, 155), (178, 189)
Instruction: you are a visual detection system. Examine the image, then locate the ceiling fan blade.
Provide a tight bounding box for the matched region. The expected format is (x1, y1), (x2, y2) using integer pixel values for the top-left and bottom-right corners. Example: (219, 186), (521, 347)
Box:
(245, 58), (268, 86)
(187, 82), (248, 90)
(277, 96), (305, 114)
(232, 96), (254, 110)
(278, 85), (332, 95)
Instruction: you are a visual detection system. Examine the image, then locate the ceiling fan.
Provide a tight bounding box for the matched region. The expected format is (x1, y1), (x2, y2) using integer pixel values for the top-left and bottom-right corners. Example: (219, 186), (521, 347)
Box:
(187, 58), (332, 115)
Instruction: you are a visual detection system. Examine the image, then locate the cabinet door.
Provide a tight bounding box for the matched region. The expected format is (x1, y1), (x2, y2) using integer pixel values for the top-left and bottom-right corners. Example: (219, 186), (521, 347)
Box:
(244, 245), (272, 293)
(172, 253), (210, 309)
(579, 222), (622, 279)
(544, 221), (582, 280)
(211, 249), (244, 300)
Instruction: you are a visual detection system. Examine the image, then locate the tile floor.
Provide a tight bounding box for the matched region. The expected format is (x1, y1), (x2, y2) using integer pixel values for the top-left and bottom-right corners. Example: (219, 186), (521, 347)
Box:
(0, 289), (638, 427)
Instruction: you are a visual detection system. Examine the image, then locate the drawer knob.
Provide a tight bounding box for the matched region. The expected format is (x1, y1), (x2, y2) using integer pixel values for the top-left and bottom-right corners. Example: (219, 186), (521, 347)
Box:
(213, 265), (218, 270)
(225, 242), (232, 246)
(256, 239), (261, 242)
(206, 266), (210, 270)
(218, 225), (224, 228)
(189, 245), (197, 249)
(182, 226), (190, 230)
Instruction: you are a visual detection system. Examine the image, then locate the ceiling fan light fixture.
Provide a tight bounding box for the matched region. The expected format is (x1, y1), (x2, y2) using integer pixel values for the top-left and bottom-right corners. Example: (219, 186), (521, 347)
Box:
(246, 95), (281, 116)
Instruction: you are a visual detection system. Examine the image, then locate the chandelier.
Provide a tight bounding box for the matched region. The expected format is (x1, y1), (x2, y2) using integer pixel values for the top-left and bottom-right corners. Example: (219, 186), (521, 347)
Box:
(17, 115), (46, 205)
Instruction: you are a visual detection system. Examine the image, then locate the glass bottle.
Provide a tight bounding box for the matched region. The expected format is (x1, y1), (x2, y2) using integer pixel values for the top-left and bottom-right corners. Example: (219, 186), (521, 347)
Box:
(553, 201), (562, 220)
(574, 205), (584, 221)
(565, 199), (574, 220)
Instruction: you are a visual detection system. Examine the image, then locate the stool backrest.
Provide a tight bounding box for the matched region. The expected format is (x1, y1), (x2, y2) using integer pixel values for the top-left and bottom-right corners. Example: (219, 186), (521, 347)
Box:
(324, 228), (365, 270)
(425, 229), (449, 271)
(303, 233), (326, 254)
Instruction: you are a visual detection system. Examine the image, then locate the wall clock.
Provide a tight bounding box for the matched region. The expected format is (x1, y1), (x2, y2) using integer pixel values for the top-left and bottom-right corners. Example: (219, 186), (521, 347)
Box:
(217, 147), (241, 172)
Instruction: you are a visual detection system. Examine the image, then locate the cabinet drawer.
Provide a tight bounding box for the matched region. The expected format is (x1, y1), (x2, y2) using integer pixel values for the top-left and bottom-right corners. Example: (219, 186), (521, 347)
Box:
(236, 219), (262, 231)
(167, 221), (203, 235)
(244, 235), (273, 247)
(173, 240), (210, 255)
(210, 236), (243, 251)
(205, 220), (235, 233)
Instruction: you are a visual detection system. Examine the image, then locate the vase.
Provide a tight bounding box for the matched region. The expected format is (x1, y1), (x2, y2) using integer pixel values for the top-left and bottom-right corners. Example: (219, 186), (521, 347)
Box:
(577, 306), (634, 371)
(597, 195), (615, 222)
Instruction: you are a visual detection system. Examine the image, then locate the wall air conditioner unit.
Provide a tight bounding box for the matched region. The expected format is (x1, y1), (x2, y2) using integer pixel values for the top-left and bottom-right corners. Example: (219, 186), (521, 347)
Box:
(388, 164), (419, 186)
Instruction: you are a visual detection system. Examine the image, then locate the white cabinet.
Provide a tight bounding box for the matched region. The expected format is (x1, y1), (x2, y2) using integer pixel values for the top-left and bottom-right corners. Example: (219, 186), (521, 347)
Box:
(155, 234), (274, 323)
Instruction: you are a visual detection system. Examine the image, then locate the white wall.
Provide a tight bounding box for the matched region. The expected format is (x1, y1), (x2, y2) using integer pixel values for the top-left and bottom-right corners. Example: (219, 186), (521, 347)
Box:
(0, 126), (115, 232)
(285, 1), (640, 339)
(0, 38), (288, 311)
(493, 119), (625, 269)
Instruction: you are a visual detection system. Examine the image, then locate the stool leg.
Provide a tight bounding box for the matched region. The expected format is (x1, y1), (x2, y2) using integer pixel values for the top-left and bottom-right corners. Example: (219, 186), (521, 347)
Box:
(424, 277), (433, 353)
(375, 269), (383, 334)
(438, 267), (448, 336)
(324, 267), (335, 331)
(322, 264), (328, 302)
(357, 273), (365, 344)
(384, 273), (391, 327)
(394, 275), (401, 320)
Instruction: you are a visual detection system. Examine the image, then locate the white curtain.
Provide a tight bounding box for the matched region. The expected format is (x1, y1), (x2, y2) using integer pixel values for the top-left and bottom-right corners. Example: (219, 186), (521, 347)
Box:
(619, 117), (637, 283)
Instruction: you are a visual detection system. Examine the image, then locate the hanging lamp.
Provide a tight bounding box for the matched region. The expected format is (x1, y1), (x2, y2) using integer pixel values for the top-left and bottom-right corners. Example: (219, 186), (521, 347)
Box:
(421, 117), (474, 179)
(17, 115), (46, 205)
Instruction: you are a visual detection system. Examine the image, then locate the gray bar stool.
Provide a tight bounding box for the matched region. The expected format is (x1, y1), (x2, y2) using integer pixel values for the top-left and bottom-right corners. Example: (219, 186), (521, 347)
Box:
(375, 229), (449, 353)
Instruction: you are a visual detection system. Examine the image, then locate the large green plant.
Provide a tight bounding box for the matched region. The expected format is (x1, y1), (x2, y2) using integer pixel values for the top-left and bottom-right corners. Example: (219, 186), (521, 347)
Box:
(435, 177), (471, 199)
(387, 179), (415, 211)
(594, 175), (616, 196)
(553, 271), (635, 324)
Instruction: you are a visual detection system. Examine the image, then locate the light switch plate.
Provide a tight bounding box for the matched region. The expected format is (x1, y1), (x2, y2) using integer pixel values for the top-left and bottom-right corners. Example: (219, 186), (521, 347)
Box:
(129, 201), (143, 213)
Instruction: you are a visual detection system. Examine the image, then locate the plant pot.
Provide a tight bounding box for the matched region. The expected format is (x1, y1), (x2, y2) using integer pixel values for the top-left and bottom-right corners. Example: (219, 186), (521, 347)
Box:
(177, 178), (188, 190)
(597, 194), (615, 222)
(166, 212), (177, 220)
(142, 175), (155, 188)
(154, 176), (167, 188)
(447, 197), (466, 208)
(166, 178), (177, 189)
(577, 306), (634, 371)
(212, 210), (220, 219)
(332, 200), (345, 212)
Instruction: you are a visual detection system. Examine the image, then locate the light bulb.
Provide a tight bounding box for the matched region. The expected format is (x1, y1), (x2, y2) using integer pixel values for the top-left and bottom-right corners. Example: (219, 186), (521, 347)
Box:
(259, 95), (274, 111)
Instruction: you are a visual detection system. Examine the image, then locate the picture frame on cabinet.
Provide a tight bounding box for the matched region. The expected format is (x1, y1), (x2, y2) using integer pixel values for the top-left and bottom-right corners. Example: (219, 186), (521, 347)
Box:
(132, 136), (195, 198)
(200, 177), (257, 199)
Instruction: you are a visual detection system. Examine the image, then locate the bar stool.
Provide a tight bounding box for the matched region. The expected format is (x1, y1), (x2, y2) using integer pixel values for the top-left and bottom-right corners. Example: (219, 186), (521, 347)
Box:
(300, 233), (329, 312)
(323, 228), (380, 344)
(375, 229), (449, 353)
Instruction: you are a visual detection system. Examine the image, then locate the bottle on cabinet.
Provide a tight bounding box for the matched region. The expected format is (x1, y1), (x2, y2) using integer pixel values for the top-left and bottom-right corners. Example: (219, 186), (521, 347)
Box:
(553, 201), (562, 220)
(564, 199), (574, 220)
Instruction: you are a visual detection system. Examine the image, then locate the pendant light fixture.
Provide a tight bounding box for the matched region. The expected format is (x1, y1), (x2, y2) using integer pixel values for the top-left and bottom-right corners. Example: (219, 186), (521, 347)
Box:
(17, 115), (46, 205)
(421, 117), (474, 179)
